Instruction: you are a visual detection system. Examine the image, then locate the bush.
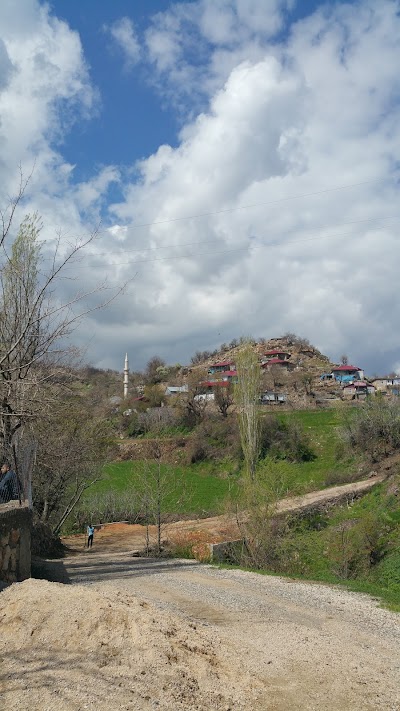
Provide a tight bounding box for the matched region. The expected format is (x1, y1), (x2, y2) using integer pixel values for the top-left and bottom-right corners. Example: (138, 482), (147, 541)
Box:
(326, 512), (389, 579)
(323, 469), (359, 487)
(342, 398), (400, 461)
(186, 417), (241, 464)
(373, 551), (400, 590)
(168, 531), (214, 562)
(31, 520), (65, 558)
(259, 415), (316, 462)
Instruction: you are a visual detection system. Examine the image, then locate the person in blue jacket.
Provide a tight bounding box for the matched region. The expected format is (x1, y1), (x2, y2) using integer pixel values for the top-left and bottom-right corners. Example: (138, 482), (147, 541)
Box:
(0, 462), (19, 504)
(87, 524), (95, 548)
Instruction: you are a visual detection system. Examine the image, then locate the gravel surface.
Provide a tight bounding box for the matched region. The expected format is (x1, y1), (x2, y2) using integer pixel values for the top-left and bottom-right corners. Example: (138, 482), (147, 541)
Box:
(30, 552), (400, 710)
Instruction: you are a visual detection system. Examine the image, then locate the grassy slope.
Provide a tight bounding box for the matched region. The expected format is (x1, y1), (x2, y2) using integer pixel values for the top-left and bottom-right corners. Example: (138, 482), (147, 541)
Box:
(88, 460), (239, 517)
(257, 408), (359, 495)
(84, 407), (360, 515)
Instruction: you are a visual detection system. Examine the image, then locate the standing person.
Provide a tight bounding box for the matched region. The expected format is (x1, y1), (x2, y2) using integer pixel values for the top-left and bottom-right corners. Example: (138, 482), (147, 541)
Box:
(87, 524), (95, 548)
(0, 462), (19, 504)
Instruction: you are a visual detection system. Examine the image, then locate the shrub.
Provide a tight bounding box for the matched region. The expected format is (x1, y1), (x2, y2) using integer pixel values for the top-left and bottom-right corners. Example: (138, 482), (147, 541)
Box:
(342, 398), (400, 461)
(373, 551), (400, 590)
(186, 417), (241, 464)
(259, 415), (315, 462)
(326, 512), (389, 579)
(323, 469), (359, 487)
(168, 531), (214, 562)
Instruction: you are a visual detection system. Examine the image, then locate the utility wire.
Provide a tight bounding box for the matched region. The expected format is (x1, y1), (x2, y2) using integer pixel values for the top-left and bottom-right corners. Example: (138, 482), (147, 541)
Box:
(95, 178), (388, 232)
(83, 214), (400, 258)
(64, 220), (399, 269)
(40, 176), (394, 247)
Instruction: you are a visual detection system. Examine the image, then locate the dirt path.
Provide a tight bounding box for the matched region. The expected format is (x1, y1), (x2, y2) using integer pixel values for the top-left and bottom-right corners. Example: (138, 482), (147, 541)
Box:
(62, 474), (387, 555)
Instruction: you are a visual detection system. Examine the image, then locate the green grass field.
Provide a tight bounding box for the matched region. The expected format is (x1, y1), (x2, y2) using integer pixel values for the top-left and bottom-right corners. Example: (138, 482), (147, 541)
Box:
(82, 407), (360, 519)
(83, 459), (239, 518)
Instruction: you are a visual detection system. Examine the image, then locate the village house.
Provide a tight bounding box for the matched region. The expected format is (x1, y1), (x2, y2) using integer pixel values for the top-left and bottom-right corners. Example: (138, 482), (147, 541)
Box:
(208, 361), (236, 374)
(342, 381), (375, 399)
(371, 377), (400, 392)
(198, 380), (231, 396)
(261, 358), (295, 372)
(261, 391), (287, 405)
(165, 385), (188, 396)
(331, 365), (364, 382)
(263, 349), (291, 361)
(207, 361), (238, 384)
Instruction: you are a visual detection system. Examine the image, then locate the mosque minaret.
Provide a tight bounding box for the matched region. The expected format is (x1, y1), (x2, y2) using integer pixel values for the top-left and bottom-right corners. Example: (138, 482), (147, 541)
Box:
(123, 353), (129, 399)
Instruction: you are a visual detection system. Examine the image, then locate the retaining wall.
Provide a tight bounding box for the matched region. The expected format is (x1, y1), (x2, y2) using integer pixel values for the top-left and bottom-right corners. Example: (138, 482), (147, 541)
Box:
(0, 503), (32, 583)
(208, 539), (244, 563)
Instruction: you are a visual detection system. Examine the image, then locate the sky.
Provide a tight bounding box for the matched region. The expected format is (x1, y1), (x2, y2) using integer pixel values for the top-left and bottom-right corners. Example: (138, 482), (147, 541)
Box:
(1, 0), (400, 375)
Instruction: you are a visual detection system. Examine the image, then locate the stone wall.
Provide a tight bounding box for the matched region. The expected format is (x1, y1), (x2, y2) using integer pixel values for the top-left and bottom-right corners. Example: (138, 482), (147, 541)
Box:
(0, 503), (32, 583)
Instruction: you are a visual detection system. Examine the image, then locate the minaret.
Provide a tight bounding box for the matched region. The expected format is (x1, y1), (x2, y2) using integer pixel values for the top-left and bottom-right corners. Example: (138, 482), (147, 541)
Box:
(123, 353), (129, 399)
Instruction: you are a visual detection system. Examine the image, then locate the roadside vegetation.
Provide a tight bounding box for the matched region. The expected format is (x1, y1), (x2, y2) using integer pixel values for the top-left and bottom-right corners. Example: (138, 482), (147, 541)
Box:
(223, 398), (400, 610)
(218, 475), (400, 611)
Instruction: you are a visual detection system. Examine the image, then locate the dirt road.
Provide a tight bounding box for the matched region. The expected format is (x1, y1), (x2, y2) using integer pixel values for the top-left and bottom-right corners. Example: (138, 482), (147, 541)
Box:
(3, 473), (399, 710)
(29, 550), (400, 711)
(61, 474), (387, 556)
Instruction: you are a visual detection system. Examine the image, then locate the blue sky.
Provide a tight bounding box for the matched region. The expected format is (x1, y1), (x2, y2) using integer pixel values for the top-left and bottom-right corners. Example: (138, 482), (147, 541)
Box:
(49, 0), (324, 183)
(1, 0), (400, 375)
(50, 1), (179, 183)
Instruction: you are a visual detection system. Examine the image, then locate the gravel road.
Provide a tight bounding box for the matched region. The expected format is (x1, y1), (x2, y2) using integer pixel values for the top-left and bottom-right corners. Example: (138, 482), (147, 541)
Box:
(44, 551), (400, 711)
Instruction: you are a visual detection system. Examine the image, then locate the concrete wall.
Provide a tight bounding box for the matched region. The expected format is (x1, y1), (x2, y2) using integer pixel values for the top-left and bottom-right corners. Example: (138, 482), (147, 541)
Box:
(208, 539), (244, 564)
(0, 503), (32, 583)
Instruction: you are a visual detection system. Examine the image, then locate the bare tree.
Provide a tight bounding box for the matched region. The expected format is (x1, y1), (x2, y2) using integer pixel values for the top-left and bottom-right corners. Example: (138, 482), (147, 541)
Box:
(135, 444), (189, 556)
(234, 343), (261, 480)
(182, 369), (209, 426)
(301, 372), (314, 396)
(213, 382), (234, 418)
(0, 182), (124, 468)
(32, 396), (114, 534)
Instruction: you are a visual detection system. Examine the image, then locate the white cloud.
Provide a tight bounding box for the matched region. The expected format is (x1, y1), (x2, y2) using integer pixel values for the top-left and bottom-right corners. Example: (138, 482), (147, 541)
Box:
(0, 0), (97, 198)
(105, 17), (141, 69)
(2, 0), (400, 377)
(143, 0), (293, 109)
(104, 0), (400, 374)
(0, 1), (122, 342)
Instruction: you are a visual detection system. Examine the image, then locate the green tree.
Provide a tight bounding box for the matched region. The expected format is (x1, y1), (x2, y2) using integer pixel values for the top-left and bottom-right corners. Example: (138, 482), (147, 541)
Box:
(235, 343), (261, 480)
(145, 356), (166, 384)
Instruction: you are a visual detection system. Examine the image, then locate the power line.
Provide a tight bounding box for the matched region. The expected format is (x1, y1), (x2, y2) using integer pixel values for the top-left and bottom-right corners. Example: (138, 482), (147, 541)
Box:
(64, 219), (399, 269)
(40, 176), (394, 248)
(96, 178), (386, 232)
(82, 214), (400, 258)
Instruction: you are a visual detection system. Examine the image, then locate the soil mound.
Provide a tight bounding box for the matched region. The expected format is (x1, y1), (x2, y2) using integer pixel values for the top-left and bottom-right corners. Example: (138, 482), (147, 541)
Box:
(0, 578), (247, 710)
